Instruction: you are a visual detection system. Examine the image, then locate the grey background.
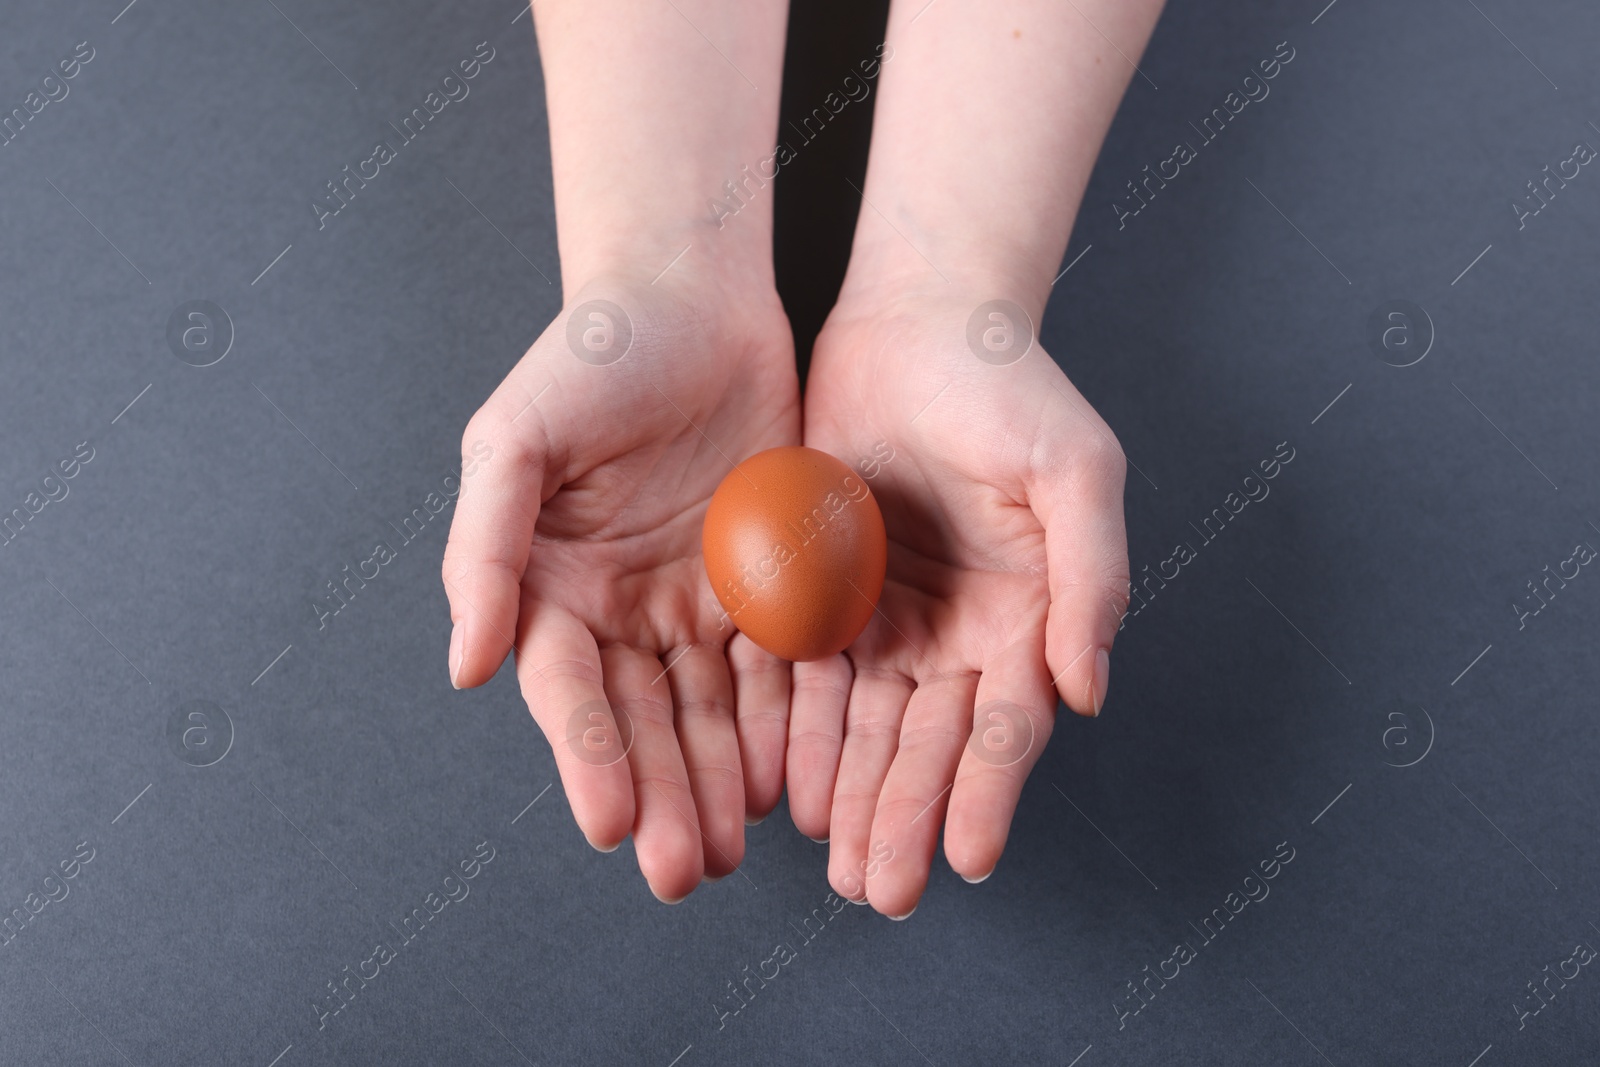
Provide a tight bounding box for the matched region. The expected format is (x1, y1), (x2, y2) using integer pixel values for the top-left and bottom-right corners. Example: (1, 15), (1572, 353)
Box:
(2, 0), (1597, 1064)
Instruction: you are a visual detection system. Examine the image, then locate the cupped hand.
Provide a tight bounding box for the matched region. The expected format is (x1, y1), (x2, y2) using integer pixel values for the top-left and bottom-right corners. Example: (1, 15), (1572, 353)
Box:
(444, 266), (799, 902)
(790, 285), (1130, 918)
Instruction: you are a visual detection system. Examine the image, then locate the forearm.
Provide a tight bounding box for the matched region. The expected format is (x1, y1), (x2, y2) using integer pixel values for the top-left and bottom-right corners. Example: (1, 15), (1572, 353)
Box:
(533, 0), (789, 297)
(839, 0), (1165, 317)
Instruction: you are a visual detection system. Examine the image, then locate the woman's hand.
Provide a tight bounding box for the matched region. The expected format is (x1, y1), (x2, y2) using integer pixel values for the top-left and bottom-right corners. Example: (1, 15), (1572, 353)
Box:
(444, 264), (798, 902)
(790, 283), (1130, 917)
(446, 0), (794, 902)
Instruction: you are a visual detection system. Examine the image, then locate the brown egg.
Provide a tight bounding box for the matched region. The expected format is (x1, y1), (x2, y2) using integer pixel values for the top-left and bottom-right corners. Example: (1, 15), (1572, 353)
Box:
(702, 446), (887, 662)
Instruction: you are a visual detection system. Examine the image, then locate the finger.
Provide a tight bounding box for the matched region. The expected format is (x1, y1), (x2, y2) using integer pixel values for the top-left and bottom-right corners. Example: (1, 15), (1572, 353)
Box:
(865, 673), (979, 919)
(514, 597), (634, 850)
(785, 654), (852, 842)
(1032, 408), (1130, 716)
(443, 408), (553, 689)
(828, 669), (915, 902)
(599, 645), (705, 902)
(665, 643), (745, 880)
(728, 634), (790, 825)
(944, 637), (1055, 883)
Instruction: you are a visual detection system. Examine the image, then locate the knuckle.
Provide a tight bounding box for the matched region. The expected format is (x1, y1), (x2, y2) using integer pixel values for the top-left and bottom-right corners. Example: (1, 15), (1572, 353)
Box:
(441, 550), (483, 585)
(460, 411), (500, 459)
(675, 697), (730, 725)
(788, 727), (843, 751)
(736, 706), (787, 733)
(521, 656), (603, 696)
(793, 671), (851, 705)
(614, 691), (673, 725)
(843, 715), (900, 745)
(1079, 430), (1127, 484)
(831, 786), (885, 810)
(462, 408), (548, 476)
(1105, 571), (1133, 616)
(896, 719), (968, 753)
(634, 773), (691, 801)
(876, 793), (940, 825)
(687, 763), (743, 792)
(730, 642), (788, 675)
(953, 760), (1027, 792)
(439, 549), (471, 587)
(491, 429), (544, 478)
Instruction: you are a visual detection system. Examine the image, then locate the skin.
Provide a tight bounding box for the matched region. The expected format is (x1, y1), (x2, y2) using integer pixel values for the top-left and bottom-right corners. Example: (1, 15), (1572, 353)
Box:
(443, 0), (798, 903)
(796, 0), (1164, 917)
(447, 0), (1164, 911)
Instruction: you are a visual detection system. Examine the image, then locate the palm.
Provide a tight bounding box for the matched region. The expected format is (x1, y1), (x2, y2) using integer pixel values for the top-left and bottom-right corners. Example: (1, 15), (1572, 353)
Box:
(792, 294), (1129, 917)
(446, 275), (800, 902)
(808, 357), (1053, 680)
(519, 336), (793, 654)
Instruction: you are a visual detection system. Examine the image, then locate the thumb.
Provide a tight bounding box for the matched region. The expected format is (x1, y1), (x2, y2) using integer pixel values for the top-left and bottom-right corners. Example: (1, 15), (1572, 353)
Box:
(441, 408), (553, 689)
(1032, 419), (1130, 717)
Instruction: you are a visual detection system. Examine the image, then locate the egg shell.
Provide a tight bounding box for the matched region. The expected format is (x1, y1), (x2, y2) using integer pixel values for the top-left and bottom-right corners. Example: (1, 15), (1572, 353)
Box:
(702, 446), (887, 662)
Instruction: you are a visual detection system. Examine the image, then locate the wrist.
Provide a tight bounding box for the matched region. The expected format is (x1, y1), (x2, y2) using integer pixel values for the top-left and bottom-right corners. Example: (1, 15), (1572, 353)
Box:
(551, 122), (783, 301)
(558, 215), (776, 309)
(835, 225), (1060, 326)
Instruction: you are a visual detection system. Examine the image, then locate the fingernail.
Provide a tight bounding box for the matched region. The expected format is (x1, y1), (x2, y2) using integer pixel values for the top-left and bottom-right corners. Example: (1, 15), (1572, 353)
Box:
(807, 836), (829, 845)
(449, 625), (464, 690)
(1090, 648), (1110, 716)
(745, 814), (766, 827)
(591, 838), (620, 854)
(961, 870), (993, 884)
(653, 888), (689, 905)
(889, 905), (917, 921)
